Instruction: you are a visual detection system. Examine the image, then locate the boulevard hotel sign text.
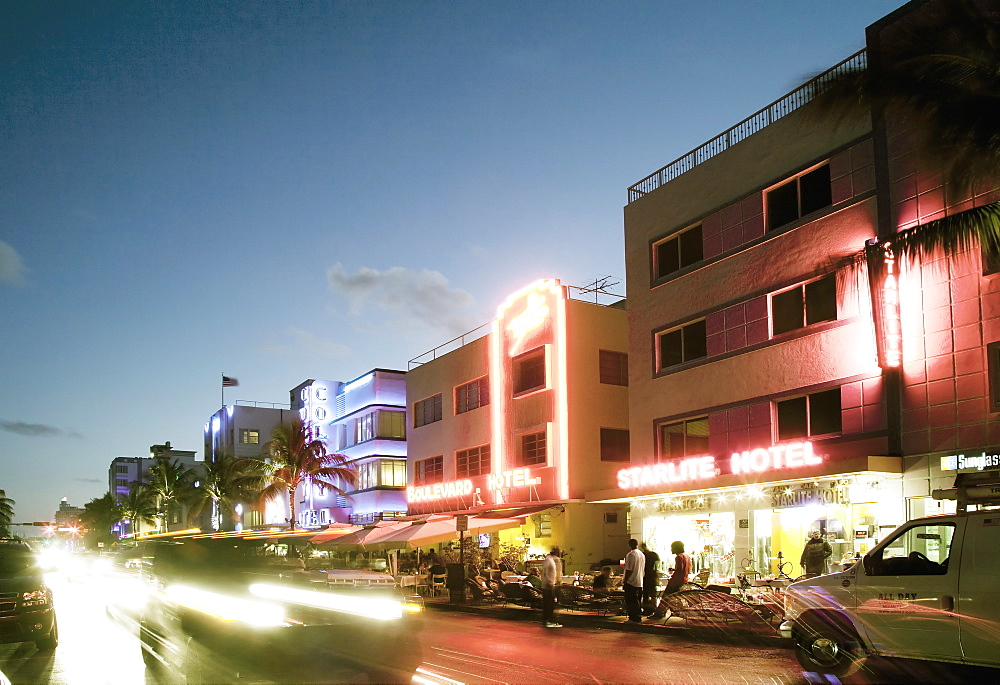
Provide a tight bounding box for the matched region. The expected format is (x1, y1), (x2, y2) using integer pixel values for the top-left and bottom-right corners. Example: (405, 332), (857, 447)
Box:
(617, 441), (822, 491)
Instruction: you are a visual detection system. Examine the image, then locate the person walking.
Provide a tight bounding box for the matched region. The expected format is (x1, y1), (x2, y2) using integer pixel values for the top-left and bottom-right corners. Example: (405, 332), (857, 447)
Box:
(623, 539), (645, 623)
(541, 546), (564, 628)
(800, 531), (832, 577)
(640, 543), (660, 615)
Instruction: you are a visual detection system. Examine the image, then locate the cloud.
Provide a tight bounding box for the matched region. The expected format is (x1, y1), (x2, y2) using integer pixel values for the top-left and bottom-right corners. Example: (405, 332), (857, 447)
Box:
(0, 240), (28, 285)
(326, 264), (479, 338)
(260, 327), (351, 359)
(0, 420), (82, 439)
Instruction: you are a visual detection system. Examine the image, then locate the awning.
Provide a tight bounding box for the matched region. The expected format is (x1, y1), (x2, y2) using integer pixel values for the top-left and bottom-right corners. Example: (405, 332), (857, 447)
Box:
(311, 520), (411, 550)
(369, 515), (525, 551)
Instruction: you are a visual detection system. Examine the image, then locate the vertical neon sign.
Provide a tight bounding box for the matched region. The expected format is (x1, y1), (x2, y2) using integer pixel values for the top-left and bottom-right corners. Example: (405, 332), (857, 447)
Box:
(866, 240), (903, 369)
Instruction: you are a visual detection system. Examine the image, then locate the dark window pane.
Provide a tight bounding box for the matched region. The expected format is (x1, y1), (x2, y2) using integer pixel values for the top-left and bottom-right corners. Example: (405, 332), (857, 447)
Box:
(600, 428), (630, 462)
(659, 329), (683, 369)
(679, 225), (704, 268)
(514, 350), (545, 393)
(767, 180), (799, 231)
(599, 350), (628, 386)
(809, 388), (842, 435)
(799, 165), (832, 215)
(659, 422), (686, 459)
(521, 432), (547, 465)
(656, 238), (680, 278)
(805, 275), (837, 325)
(777, 397), (808, 440)
(684, 418), (710, 455)
(683, 320), (707, 361)
(772, 288), (804, 335)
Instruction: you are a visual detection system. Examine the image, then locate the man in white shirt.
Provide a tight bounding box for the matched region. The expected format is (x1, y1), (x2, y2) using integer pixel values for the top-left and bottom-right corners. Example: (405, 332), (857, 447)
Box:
(623, 538), (645, 623)
(541, 546), (563, 628)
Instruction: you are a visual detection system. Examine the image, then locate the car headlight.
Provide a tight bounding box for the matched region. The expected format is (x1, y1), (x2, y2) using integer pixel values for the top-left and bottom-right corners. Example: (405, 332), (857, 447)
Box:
(20, 589), (49, 607)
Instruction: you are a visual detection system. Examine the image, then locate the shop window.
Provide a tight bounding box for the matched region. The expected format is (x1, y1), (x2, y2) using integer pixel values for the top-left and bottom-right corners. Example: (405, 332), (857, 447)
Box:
(866, 523), (954, 576)
(513, 347), (546, 394)
(456, 444), (490, 477)
(414, 456), (443, 485)
(771, 274), (836, 336)
(776, 388), (842, 440)
(600, 428), (630, 462)
(767, 164), (832, 231)
(657, 417), (709, 460)
(239, 429), (260, 444)
(657, 320), (707, 370)
(456, 376), (490, 414)
(989, 342), (1000, 413)
(599, 350), (628, 386)
(654, 224), (703, 279)
(520, 431), (547, 466)
(413, 394), (443, 428)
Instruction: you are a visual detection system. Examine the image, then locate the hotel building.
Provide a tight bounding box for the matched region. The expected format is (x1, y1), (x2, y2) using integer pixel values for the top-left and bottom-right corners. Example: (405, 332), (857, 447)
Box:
(405, 280), (631, 571)
(587, 1), (1000, 580)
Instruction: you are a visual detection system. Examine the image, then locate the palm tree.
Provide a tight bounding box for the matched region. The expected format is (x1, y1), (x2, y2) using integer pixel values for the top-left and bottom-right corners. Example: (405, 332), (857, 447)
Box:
(255, 418), (357, 531)
(188, 454), (269, 531)
(806, 0), (1000, 265)
(0, 490), (14, 538)
(146, 458), (196, 531)
(118, 482), (157, 537)
(80, 493), (120, 547)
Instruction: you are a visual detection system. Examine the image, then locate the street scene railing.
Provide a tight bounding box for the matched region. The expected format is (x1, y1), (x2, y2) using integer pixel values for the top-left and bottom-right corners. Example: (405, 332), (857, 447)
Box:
(626, 49), (867, 204)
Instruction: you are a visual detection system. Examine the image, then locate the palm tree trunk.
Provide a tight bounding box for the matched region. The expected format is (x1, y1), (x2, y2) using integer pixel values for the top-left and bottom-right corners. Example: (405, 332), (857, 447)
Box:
(288, 487), (297, 531)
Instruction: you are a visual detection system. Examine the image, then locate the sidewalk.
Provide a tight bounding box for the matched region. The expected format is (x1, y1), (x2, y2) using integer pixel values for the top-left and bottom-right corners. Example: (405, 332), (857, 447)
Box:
(419, 593), (791, 647)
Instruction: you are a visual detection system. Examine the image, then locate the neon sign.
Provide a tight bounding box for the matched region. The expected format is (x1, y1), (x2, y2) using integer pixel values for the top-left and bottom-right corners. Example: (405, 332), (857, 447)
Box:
(506, 292), (549, 356)
(866, 240), (903, 369)
(487, 468), (541, 490)
(616, 441), (823, 491)
(407, 479), (474, 503)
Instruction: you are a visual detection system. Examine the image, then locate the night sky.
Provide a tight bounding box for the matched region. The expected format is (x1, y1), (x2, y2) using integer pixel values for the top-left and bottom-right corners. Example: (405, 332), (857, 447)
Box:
(1, 1), (902, 524)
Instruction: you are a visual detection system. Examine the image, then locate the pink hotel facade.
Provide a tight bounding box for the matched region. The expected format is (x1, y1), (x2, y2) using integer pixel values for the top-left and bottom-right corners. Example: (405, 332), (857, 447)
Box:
(583, 0), (1000, 579)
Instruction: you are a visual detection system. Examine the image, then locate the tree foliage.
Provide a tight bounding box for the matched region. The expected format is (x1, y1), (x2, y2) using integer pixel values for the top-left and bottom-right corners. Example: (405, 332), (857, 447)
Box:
(254, 418), (357, 531)
(0, 490), (14, 538)
(188, 454), (269, 531)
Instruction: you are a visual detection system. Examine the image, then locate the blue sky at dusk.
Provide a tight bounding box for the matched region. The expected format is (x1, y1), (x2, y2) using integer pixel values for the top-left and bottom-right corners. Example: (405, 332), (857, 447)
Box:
(1, 1), (903, 524)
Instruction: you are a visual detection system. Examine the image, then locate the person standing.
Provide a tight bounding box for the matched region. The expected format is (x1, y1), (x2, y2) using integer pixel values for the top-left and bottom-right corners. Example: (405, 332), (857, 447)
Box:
(800, 531), (832, 576)
(640, 543), (660, 615)
(623, 539), (645, 623)
(541, 546), (563, 628)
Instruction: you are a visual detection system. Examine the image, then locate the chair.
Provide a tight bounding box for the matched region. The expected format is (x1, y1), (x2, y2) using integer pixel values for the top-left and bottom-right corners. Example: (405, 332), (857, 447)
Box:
(430, 574), (446, 596)
(498, 582), (542, 609)
(693, 568), (711, 586)
(466, 578), (499, 604)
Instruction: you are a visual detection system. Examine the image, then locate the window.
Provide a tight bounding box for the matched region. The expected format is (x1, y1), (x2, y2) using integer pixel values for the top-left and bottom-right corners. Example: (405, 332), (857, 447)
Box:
(378, 410), (406, 439)
(535, 513), (552, 538)
(657, 320), (707, 370)
(776, 388), (842, 440)
(767, 164), (832, 231)
(355, 413), (375, 444)
(599, 350), (628, 386)
(239, 429), (260, 444)
(514, 348), (546, 394)
(867, 523), (954, 576)
(355, 459), (407, 489)
(983, 243), (1000, 275)
(771, 274), (837, 336)
(413, 394), (443, 428)
(654, 224), (703, 279)
(658, 417), (709, 459)
(520, 431), (547, 466)
(456, 376), (490, 414)
(115, 479), (128, 488)
(116, 465), (128, 474)
(456, 445), (491, 477)
(600, 428), (630, 462)
(414, 456), (443, 485)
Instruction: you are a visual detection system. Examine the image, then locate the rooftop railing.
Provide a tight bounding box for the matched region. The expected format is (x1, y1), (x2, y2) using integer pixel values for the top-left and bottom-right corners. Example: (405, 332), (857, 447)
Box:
(407, 284), (625, 369)
(626, 49), (866, 204)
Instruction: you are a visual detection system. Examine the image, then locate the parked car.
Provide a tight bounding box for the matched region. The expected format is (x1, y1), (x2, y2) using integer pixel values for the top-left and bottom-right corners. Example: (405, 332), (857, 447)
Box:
(134, 535), (423, 683)
(781, 470), (1000, 677)
(0, 540), (58, 650)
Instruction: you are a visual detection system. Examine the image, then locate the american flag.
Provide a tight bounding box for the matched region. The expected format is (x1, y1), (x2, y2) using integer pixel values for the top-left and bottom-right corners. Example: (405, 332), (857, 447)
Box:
(222, 376), (239, 387)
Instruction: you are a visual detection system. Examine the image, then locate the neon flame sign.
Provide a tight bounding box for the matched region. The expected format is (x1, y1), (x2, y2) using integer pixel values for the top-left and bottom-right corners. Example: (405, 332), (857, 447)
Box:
(506, 291), (550, 356)
(866, 240), (903, 369)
